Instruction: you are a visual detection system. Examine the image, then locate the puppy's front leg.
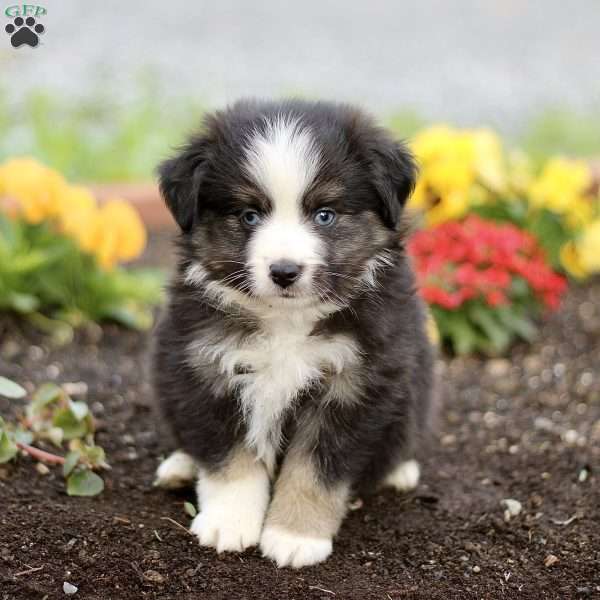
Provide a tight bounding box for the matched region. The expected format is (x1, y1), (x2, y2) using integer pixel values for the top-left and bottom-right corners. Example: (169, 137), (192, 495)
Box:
(191, 447), (270, 553)
(260, 448), (349, 568)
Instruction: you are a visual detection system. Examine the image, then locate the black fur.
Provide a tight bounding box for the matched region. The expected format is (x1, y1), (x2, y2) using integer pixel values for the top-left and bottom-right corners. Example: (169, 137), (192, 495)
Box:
(153, 99), (434, 493)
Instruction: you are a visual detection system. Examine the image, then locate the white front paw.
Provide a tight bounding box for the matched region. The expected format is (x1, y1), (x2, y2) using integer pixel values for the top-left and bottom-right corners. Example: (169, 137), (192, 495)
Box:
(384, 459), (420, 492)
(154, 450), (198, 489)
(192, 471), (269, 553)
(260, 526), (332, 568)
(190, 507), (263, 553)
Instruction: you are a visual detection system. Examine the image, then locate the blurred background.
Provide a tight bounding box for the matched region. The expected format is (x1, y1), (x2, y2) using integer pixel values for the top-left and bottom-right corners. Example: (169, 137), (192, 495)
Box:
(2, 0), (600, 182)
(1, 0), (600, 348)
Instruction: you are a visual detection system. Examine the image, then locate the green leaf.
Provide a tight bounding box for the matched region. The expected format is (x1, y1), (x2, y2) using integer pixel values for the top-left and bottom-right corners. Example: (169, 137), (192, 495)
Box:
(496, 308), (538, 342)
(471, 198), (528, 227)
(69, 400), (89, 422)
(528, 210), (570, 269)
(70, 441), (107, 468)
(7, 292), (40, 314)
(63, 451), (81, 477)
(53, 408), (88, 440)
(9, 250), (53, 273)
(441, 311), (480, 355)
(29, 383), (62, 414)
(184, 501), (197, 518)
(509, 277), (530, 299)
(469, 305), (511, 354)
(14, 427), (34, 445)
(81, 445), (106, 468)
(46, 426), (64, 447)
(0, 430), (18, 463)
(27, 312), (74, 346)
(67, 468), (104, 497)
(0, 376), (26, 399)
(104, 304), (153, 330)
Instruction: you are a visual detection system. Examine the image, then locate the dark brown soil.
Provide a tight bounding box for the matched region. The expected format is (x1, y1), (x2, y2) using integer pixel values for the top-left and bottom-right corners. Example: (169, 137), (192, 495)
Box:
(1, 236), (599, 600)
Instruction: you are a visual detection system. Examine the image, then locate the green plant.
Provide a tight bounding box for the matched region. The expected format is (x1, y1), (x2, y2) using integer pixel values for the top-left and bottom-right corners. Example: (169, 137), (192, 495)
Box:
(520, 106), (600, 164)
(0, 212), (163, 332)
(0, 378), (108, 496)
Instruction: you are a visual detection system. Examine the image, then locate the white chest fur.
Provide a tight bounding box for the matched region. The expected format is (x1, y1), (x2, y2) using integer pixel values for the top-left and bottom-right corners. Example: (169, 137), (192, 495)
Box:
(188, 305), (360, 473)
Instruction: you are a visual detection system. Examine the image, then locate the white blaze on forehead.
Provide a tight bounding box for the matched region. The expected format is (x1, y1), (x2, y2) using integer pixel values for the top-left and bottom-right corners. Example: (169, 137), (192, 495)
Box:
(244, 115), (321, 214)
(243, 116), (325, 296)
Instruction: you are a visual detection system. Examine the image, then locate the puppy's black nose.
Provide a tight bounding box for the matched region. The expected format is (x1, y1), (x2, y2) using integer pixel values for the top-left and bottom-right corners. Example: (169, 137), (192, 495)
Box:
(269, 261), (302, 288)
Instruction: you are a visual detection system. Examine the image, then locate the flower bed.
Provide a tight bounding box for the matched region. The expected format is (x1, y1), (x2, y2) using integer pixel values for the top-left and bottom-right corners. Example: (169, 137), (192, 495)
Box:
(0, 158), (163, 333)
(409, 216), (566, 354)
(405, 125), (600, 353)
(1, 132), (599, 355)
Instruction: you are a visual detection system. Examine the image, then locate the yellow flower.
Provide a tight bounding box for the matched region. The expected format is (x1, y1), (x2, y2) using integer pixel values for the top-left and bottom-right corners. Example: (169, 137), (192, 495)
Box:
(565, 198), (594, 230)
(560, 220), (600, 278)
(0, 158), (148, 270)
(560, 242), (586, 279)
(426, 149), (474, 196)
(408, 125), (506, 225)
(528, 158), (592, 216)
(425, 308), (440, 346)
(426, 190), (470, 226)
(507, 149), (534, 195)
(84, 199), (147, 269)
(411, 125), (459, 164)
(471, 129), (507, 193)
(0, 157), (68, 223)
(57, 185), (98, 248)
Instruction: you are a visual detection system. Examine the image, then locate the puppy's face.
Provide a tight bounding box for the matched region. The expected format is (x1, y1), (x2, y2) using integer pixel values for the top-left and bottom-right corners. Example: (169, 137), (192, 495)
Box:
(159, 101), (416, 307)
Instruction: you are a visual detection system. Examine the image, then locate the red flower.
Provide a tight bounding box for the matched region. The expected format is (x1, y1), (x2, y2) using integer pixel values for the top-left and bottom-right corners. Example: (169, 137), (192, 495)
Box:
(422, 286), (462, 309)
(408, 215), (567, 312)
(485, 290), (508, 307)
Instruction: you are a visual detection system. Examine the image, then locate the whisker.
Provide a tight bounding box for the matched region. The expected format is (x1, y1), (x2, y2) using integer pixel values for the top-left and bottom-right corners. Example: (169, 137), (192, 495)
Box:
(321, 271), (363, 283)
(219, 270), (248, 285)
(206, 260), (247, 266)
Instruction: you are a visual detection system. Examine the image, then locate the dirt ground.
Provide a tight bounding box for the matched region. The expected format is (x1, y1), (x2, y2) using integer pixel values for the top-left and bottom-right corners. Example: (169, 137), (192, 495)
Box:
(0, 236), (599, 600)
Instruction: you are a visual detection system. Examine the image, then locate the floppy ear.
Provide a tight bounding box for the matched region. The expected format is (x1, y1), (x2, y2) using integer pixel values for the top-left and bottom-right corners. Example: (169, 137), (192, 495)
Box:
(370, 138), (418, 230)
(157, 137), (209, 233)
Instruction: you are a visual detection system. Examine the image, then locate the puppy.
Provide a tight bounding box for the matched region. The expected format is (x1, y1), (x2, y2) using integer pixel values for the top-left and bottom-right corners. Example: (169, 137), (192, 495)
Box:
(152, 99), (435, 568)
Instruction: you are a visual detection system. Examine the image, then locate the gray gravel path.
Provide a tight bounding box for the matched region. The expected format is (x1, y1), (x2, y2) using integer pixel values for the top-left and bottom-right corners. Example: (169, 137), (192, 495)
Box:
(2, 0), (599, 131)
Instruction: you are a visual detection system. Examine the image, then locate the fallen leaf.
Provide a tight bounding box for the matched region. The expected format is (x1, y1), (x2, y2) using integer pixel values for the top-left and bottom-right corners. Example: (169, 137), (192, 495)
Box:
(183, 501), (197, 517)
(544, 554), (559, 567)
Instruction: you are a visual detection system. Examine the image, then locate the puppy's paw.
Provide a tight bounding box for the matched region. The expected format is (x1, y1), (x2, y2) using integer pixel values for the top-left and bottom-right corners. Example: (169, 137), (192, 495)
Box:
(260, 526), (332, 568)
(384, 459), (420, 492)
(190, 505), (263, 553)
(192, 471), (269, 553)
(154, 450), (198, 489)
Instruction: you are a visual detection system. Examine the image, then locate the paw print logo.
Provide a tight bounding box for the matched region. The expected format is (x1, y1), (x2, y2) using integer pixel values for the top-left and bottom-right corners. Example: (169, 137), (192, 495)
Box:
(5, 16), (45, 48)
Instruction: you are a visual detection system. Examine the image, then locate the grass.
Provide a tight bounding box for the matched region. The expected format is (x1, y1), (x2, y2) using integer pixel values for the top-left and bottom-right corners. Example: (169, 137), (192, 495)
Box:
(0, 84), (598, 183)
(386, 109), (428, 141)
(519, 107), (600, 164)
(0, 82), (202, 183)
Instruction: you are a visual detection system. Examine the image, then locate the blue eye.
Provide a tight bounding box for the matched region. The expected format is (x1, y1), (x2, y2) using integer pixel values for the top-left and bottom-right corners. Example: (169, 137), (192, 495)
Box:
(313, 208), (336, 226)
(241, 210), (261, 226)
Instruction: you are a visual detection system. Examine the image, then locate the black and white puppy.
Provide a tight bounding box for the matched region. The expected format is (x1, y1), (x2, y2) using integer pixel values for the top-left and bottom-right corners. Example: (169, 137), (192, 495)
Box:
(152, 99), (435, 568)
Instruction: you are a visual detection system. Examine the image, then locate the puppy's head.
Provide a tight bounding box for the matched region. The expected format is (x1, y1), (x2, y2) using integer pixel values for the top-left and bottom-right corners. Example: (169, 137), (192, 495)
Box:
(159, 100), (416, 308)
